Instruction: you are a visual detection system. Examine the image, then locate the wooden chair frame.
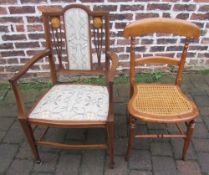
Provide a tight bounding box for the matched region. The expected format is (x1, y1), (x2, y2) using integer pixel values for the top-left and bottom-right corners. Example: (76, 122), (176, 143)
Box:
(9, 4), (118, 168)
(123, 18), (200, 161)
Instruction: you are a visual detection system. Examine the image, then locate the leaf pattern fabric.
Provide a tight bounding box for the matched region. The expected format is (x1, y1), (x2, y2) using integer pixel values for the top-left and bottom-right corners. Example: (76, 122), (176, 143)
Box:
(29, 85), (109, 121)
(65, 8), (91, 70)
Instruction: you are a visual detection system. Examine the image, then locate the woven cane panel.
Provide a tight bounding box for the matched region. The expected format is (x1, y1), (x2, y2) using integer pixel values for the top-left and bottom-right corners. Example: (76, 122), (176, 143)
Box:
(134, 84), (193, 116)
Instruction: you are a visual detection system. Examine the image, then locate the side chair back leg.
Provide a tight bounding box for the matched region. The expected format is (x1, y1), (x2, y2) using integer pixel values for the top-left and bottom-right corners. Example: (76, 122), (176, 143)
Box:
(182, 120), (195, 160)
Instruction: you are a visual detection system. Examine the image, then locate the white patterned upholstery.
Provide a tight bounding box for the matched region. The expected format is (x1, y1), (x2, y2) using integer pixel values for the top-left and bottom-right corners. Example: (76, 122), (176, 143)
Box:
(29, 85), (109, 121)
(64, 8), (91, 70)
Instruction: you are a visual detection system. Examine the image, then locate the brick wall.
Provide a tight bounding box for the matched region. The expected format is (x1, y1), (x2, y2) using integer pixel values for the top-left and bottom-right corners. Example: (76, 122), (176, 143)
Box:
(0, 0), (209, 81)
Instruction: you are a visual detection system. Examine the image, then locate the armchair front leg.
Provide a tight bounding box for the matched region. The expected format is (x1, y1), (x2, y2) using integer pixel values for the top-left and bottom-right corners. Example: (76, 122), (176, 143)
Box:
(106, 51), (118, 168)
(8, 49), (52, 163)
(8, 49), (51, 119)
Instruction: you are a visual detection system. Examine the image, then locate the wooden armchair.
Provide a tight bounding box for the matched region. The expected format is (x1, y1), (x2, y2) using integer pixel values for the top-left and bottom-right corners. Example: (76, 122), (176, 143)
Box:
(9, 4), (118, 168)
(123, 18), (200, 161)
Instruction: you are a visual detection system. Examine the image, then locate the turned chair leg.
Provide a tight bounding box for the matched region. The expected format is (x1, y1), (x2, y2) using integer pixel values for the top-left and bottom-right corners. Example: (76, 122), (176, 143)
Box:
(182, 120), (195, 160)
(19, 119), (41, 163)
(125, 117), (136, 161)
(107, 122), (115, 168)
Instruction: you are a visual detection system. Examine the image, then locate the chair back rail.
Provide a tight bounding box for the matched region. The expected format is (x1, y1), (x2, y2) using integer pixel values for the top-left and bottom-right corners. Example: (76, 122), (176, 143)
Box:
(123, 18), (200, 39)
(135, 56), (180, 66)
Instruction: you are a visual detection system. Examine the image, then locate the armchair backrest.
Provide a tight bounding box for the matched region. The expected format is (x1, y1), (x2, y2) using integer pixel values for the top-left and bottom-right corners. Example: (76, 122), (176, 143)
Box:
(123, 18), (200, 87)
(41, 4), (110, 78)
(64, 5), (91, 70)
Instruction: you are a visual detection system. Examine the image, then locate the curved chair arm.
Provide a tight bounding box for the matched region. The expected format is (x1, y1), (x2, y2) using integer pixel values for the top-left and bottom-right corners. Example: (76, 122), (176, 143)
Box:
(106, 51), (119, 83)
(8, 49), (51, 119)
(9, 49), (51, 83)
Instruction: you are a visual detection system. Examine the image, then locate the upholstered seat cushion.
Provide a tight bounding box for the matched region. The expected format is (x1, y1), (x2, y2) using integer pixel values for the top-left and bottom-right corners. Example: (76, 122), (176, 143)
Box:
(29, 84), (109, 121)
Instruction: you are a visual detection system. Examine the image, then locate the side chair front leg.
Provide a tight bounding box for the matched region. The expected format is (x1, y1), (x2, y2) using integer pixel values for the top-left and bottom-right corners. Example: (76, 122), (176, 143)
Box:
(182, 119), (196, 160)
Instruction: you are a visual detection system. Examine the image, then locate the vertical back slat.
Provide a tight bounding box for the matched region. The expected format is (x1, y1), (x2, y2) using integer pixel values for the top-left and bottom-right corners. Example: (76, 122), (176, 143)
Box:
(50, 16), (64, 69)
(176, 39), (190, 86)
(130, 37), (136, 97)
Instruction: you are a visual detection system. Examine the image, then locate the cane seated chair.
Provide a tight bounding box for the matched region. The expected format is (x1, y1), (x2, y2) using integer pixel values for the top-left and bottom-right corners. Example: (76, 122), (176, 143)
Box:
(9, 4), (118, 168)
(124, 18), (200, 161)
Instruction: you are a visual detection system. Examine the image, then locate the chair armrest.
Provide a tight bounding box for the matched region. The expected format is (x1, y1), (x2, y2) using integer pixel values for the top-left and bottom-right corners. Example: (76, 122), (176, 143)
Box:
(8, 49), (51, 119)
(9, 49), (51, 83)
(106, 51), (119, 83)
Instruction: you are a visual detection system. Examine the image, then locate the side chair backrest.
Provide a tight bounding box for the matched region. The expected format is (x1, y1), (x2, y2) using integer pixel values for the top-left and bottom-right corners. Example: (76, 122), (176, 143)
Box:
(41, 4), (110, 76)
(123, 18), (200, 39)
(123, 18), (200, 87)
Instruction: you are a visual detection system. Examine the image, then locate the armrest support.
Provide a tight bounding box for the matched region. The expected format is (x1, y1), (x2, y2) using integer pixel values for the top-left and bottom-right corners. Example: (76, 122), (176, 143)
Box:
(8, 49), (51, 119)
(106, 51), (119, 83)
(106, 51), (118, 122)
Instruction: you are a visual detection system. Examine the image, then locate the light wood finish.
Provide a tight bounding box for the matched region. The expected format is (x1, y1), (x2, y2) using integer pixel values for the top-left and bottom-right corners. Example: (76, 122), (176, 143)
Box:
(135, 134), (186, 138)
(182, 120), (195, 160)
(93, 17), (103, 28)
(123, 18), (200, 39)
(124, 18), (200, 161)
(9, 4), (118, 168)
(128, 84), (199, 123)
(135, 56), (180, 66)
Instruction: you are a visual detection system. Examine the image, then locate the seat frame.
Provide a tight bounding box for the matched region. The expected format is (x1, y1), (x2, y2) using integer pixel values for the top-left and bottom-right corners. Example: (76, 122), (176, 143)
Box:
(123, 18), (200, 161)
(9, 4), (118, 168)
